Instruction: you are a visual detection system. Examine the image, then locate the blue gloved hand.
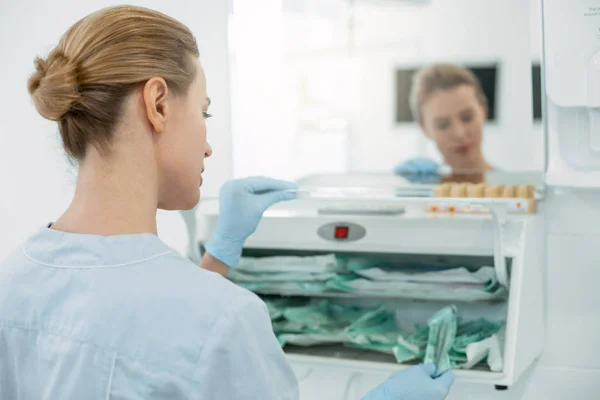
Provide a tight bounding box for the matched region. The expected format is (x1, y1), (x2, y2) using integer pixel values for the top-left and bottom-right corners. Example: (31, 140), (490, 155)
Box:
(204, 177), (298, 267)
(362, 364), (454, 400)
(393, 158), (441, 183)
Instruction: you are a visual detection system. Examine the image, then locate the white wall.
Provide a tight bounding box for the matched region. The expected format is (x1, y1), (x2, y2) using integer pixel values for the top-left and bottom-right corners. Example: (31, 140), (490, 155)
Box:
(0, 0), (232, 259)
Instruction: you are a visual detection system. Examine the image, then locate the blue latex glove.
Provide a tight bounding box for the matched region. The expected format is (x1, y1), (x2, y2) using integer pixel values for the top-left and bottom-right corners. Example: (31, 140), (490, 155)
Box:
(393, 158), (441, 183)
(204, 177), (298, 267)
(362, 364), (454, 400)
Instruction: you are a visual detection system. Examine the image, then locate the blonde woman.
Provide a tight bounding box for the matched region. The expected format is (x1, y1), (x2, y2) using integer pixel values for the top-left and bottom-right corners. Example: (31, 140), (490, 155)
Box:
(0, 7), (453, 399)
(394, 64), (493, 183)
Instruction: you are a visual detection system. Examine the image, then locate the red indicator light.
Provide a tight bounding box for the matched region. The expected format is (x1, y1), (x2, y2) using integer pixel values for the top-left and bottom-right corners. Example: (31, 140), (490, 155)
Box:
(334, 226), (349, 239)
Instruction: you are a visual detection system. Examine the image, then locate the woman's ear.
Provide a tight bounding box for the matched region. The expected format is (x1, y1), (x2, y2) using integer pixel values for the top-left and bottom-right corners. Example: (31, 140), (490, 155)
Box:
(143, 77), (170, 133)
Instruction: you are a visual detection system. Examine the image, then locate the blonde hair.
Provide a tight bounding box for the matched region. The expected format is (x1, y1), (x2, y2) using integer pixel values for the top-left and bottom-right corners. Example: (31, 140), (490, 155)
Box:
(28, 6), (199, 159)
(409, 64), (487, 123)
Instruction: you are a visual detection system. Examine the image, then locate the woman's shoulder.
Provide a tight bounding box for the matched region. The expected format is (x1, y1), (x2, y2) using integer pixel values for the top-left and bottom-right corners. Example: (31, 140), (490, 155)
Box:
(144, 251), (252, 300)
(92, 253), (264, 377)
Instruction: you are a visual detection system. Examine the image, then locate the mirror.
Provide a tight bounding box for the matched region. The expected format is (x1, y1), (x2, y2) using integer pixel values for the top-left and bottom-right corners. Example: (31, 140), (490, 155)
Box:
(227, 0), (544, 195)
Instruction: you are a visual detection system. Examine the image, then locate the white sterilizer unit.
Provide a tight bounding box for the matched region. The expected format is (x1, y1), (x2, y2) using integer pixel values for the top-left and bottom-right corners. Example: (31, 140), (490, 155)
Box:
(191, 184), (544, 392)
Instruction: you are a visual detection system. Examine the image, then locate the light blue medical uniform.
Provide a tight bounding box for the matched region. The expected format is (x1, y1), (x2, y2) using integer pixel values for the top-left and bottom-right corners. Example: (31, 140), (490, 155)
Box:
(0, 227), (299, 399)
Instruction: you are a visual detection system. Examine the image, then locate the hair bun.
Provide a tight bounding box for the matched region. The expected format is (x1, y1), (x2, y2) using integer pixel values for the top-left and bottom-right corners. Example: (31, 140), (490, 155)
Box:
(28, 50), (80, 121)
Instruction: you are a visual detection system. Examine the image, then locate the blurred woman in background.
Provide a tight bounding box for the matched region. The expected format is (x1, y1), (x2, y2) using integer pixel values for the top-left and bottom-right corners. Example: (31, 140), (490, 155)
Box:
(394, 64), (493, 183)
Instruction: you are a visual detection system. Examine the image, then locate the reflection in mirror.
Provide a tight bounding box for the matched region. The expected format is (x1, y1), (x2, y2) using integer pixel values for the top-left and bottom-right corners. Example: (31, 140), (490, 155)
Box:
(228, 0), (545, 195)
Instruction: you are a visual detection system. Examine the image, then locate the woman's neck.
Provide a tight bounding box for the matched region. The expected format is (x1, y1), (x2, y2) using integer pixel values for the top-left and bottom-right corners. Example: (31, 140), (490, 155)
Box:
(51, 143), (159, 236)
